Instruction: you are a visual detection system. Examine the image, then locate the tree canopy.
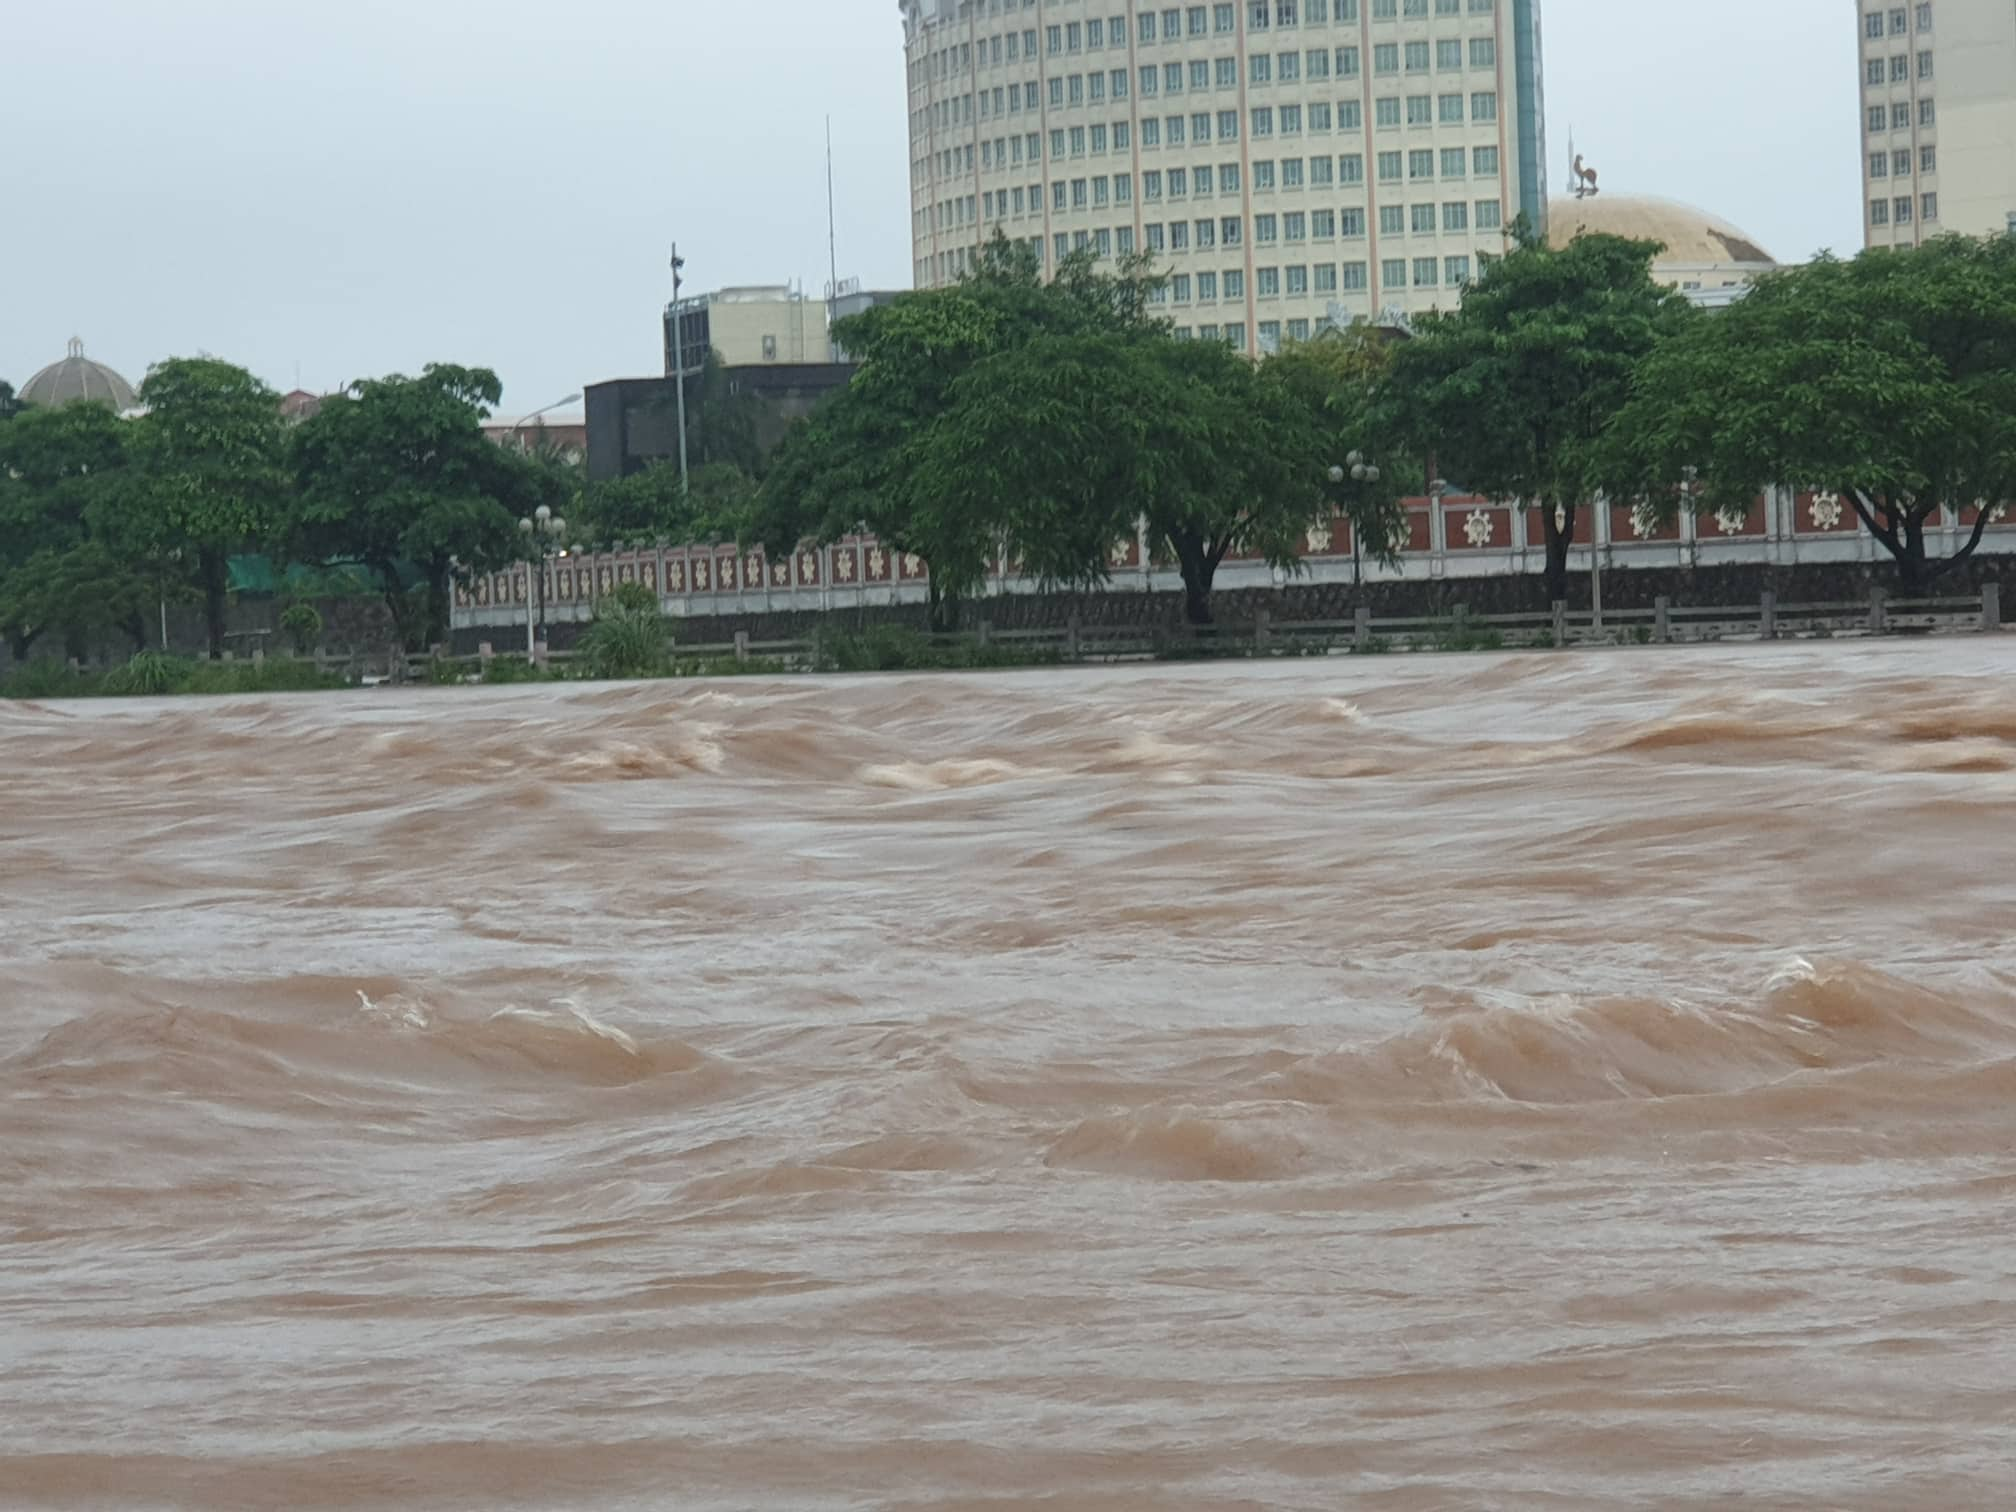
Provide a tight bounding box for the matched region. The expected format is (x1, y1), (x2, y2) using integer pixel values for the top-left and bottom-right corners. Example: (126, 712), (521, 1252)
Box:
(1604, 234), (2016, 588)
(114, 358), (288, 658)
(288, 364), (559, 649)
(1381, 229), (1696, 602)
(753, 233), (1389, 624)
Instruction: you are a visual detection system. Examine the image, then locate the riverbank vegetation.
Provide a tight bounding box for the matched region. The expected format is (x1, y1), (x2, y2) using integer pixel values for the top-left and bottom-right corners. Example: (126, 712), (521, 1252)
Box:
(5, 230), (2011, 682)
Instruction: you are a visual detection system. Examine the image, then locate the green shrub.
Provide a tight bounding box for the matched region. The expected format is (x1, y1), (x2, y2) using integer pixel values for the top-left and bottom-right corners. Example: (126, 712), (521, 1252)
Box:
(1, 659), (95, 699)
(576, 602), (672, 679)
(101, 650), (193, 696)
(481, 654), (548, 684)
(1350, 635), (1393, 656)
(813, 625), (1058, 672)
(278, 601), (323, 655)
(604, 581), (661, 616)
(182, 658), (348, 695)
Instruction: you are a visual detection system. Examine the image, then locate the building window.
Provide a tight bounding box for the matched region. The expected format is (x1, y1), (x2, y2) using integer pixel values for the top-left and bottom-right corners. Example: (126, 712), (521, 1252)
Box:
(1313, 208), (1336, 237)
(1224, 268), (1245, 297)
(1258, 321), (1282, 355)
(1470, 36), (1496, 68)
(1377, 151), (1402, 182)
(1922, 192), (1938, 221)
(1413, 257), (1439, 287)
(1256, 213), (1278, 242)
(1894, 102), (1913, 129)
(1380, 205), (1404, 235)
(1405, 41), (1429, 71)
(1917, 1), (1932, 28)
(1890, 5), (1907, 32)
(1445, 255), (1471, 285)
(1438, 93), (1463, 124)
(1311, 156), (1334, 187)
(1894, 195), (1913, 223)
(1437, 38), (1462, 70)
(1471, 91), (1497, 122)
(1340, 207), (1366, 236)
(1443, 201), (1469, 232)
(1341, 153), (1365, 184)
(1441, 147), (1466, 177)
(1475, 199), (1502, 231)
(1870, 151), (1888, 178)
(1222, 216), (1243, 245)
(1410, 204), (1435, 233)
(1282, 157), (1303, 188)
(1339, 45), (1361, 78)
(1919, 98), (1936, 126)
(1409, 149), (1434, 179)
(1252, 107), (1274, 136)
(1868, 104), (1888, 134)
(1381, 258), (1407, 289)
(1894, 148), (1911, 175)
(1343, 261), (1368, 291)
(1890, 54), (1909, 83)
(1473, 145), (1499, 176)
(1257, 266), (1281, 296)
(1172, 273), (1192, 303)
(1870, 198), (1890, 226)
(1314, 263), (1338, 293)
(1285, 211), (1306, 240)
(1197, 270), (1218, 301)
(1921, 144), (1936, 172)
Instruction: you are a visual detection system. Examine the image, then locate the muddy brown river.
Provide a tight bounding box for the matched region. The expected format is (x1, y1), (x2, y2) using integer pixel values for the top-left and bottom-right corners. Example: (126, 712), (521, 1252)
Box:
(4, 642), (2014, 1509)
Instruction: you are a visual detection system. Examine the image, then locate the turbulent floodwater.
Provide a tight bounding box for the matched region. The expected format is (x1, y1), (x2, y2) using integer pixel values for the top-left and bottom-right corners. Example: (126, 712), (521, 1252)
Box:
(4, 642), (2016, 1510)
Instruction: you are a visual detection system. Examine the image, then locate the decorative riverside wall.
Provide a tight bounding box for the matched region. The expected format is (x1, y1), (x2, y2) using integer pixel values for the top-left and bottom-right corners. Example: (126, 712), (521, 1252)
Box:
(448, 486), (2016, 652)
(453, 555), (2015, 657)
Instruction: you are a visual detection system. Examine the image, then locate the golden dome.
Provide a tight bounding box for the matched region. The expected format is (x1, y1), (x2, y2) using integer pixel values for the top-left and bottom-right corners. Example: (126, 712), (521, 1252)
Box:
(1546, 194), (1776, 270)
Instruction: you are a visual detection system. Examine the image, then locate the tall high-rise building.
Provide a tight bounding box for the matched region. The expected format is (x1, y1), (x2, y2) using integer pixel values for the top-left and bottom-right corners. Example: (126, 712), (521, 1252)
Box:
(1858, 0), (2016, 248)
(901, 0), (1547, 352)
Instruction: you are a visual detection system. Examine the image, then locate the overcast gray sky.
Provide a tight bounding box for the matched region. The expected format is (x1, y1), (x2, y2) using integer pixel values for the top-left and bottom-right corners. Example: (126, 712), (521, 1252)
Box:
(3, 0), (1859, 413)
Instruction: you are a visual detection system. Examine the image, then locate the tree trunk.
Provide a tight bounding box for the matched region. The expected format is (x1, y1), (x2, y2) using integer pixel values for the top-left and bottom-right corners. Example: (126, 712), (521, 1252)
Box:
(198, 548), (229, 659)
(1539, 502), (1572, 605)
(423, 564), (452, 650)
(119, 609), (149, 654)
(1172, 534), (1217, 626)
(373, 559), (415, 653)
(1896, 513), (1928, 593)
(9, 628), (38, 665)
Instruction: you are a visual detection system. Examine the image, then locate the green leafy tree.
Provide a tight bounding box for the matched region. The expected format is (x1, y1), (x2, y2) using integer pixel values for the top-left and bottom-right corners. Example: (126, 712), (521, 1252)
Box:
(115, 357), (288, 658)
(287, 365), (558, 649)
(751, 234), (1164, 625)
(1382, 229), (1695, 603)
(0, 380), (23, 423)
(0, 402), (156, 661)
(574, 460), (755, 548)
(916, 330), (1345, 623)
(1604, 234), (2016, 590)
(1262, 326), (1417, 582)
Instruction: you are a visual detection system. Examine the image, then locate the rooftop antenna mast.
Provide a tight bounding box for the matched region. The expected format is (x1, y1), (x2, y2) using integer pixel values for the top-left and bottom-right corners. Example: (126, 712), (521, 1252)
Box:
(826, 116), (840, 359)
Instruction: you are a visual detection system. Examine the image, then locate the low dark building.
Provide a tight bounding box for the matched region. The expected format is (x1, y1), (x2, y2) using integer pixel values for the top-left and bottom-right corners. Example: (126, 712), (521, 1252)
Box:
(584, 362), (855, 482)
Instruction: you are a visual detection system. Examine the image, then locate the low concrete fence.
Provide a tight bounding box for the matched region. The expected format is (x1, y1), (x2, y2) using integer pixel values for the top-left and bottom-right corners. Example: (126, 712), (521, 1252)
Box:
(430, 584), (2003, 680)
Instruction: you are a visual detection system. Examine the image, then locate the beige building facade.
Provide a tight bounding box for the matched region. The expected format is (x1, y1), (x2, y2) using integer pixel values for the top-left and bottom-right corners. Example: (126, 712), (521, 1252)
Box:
(902, 0), (1548, 353)
(665, 286), (828, 373)
(1859, 0), (2016, 248)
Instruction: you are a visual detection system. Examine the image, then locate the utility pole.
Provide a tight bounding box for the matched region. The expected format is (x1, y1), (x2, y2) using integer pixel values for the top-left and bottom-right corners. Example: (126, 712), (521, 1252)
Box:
(670, 242), (690, 492)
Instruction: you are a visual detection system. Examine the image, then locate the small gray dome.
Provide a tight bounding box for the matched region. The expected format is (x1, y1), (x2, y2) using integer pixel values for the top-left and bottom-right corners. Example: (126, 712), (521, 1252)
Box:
(19, 338), (138, 411)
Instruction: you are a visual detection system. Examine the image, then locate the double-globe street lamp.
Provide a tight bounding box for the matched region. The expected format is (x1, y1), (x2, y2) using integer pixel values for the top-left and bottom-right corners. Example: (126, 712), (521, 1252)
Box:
(518, 504), (569, 657)
(1328, 450), (1381, 588)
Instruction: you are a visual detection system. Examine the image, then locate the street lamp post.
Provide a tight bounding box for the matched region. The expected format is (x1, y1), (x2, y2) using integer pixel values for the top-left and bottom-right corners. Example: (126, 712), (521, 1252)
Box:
(669, 243), (691, 493)
(508, 392), (581, 450)
(1329, 450), (1381, 588)
(518, 504), (568, 658)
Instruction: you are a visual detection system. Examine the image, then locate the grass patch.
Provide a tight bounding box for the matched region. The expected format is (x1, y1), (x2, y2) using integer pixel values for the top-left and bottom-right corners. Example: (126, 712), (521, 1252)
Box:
(812, 626), (1057, 673)
(3, 652), (349, 700)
